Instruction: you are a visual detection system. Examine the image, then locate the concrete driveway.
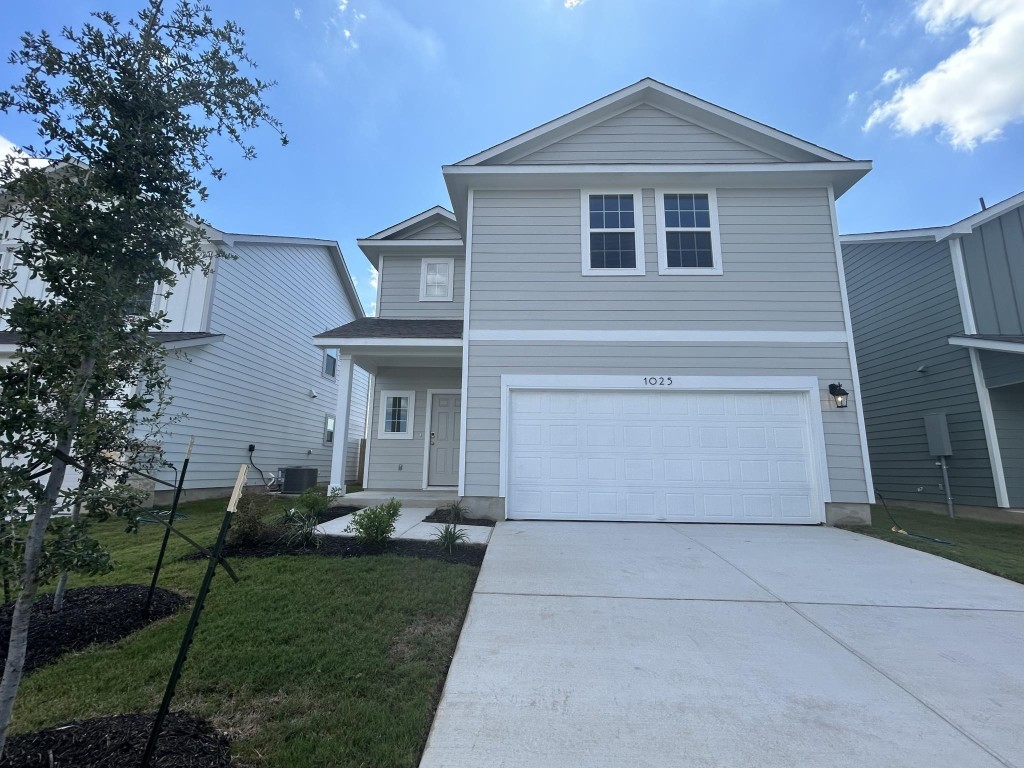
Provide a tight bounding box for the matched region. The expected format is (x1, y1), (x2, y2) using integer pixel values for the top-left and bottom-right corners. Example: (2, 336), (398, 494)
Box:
(419, 522), (1024, 768)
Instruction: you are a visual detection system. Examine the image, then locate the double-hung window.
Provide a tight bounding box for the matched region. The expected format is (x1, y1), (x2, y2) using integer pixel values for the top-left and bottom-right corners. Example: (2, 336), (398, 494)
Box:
(655, 190), (722, 275)
(419, 257), (455, 301)
(581, 191), (646, 276)
(378, 390), (415, 439)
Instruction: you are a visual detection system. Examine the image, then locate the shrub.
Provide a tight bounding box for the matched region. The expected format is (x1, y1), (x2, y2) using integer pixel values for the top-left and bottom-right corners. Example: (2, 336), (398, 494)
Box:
(346, 498), (402, 547)
(442, 500), (466, 525)
(295, 486), (343, 522)
(432, 523), (469, 554)
(230, 492), (271, 545)
(281, 505), (322, 550)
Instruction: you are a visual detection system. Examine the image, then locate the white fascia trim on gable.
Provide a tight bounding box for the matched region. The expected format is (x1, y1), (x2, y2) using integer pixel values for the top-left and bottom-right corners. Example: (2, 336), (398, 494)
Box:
(468, 329), (849, 343)
(654, 188), (723, 276)
(949, 238), (977, 335)
(356, 239), (464, 250)
(458, 189), (474, 497)
(948, 337), (1024, 355)
(161, 334), (225, 350)
(496, 373), (833, 518)
(839, 230), (945, 244)
(419, 256), (456, 302)
(421, 388), (462, 490)
(313, 338), (463, 348)
(966, 348), (1011, 508)
(827, 184), (875, 504)
(377, 389), (416, 440)
(580, 189), (646, 276)
(445, 161), (871, 179)
(365, 206), (457, 240)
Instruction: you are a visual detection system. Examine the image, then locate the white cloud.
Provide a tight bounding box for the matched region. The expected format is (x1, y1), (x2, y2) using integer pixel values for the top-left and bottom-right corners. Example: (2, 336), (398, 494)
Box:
(369, 266), (378, 291)
(865, 0), (1024, 149)
(847, 91), (859, 106)
(564, 0), (585, 7)
(880, 67), (907, 85)
(294, 7), (302, 20)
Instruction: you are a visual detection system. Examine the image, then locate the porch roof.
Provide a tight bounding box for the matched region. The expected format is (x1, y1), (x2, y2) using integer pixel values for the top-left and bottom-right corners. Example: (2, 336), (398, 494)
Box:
(315, 318), (463, 341)
(313, 318), (462, 371)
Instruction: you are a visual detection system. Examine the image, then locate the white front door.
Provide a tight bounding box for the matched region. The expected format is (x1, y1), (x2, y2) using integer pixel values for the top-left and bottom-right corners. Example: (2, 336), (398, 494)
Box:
(428, 393), (461, 487)
(506, 389), (823, 523)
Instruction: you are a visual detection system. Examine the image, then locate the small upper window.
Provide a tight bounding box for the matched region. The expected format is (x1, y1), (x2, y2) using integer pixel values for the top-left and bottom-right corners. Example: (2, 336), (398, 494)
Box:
(582, 191), (645, 275)
(323, 414), (336, 446)
(656, 190), (722, 275)
(419, 258), (455, 302)
(378, 390), (415, 439)
(323, 348), (338, 378)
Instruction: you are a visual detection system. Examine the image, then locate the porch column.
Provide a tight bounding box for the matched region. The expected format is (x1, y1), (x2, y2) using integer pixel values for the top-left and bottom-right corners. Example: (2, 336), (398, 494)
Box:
(330, 353), (354, 493)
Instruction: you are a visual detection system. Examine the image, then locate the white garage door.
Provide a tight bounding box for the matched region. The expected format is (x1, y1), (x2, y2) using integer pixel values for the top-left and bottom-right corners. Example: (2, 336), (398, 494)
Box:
(506, 389), (823, 523)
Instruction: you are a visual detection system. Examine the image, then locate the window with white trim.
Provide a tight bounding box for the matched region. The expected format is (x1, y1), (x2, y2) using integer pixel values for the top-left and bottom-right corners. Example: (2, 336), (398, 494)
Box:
(322, 348), (338, 378)
(378, 390), (415, 439)
(323, 414), (336, 446)
(419, 257), (455, 301)
(581, 191), (646, 275)
(655, 190), (722, 275)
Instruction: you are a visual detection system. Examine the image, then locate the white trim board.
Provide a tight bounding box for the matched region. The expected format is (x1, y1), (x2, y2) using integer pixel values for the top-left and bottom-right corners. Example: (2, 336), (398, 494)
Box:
(377, 389), (416, 440)
(827, 184), (875, 504)
(313, 338), (463, 348)
(948, 337), (1024, 355)
(421, 388), (462, 490)
(468, 329), (848, 343)
(497, 373), (833, 522)
(949, 238), (977, 335)
(967, 348), (1010, 508)
(419, 257), (456, 302)
(364, 205), (457, 240)
(654, 188), (723, 276)
(580, 188), (646, 276)
(458, 189), (475, 497)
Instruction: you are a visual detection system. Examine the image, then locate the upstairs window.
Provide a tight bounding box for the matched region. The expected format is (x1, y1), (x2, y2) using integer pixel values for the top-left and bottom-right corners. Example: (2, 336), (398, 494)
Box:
(581, 191), (646, 276)
(378, 390), (415, 439)
(323, 348), (338, 378)
(656, 190), (722, 275)
(420, 257), (455, 301)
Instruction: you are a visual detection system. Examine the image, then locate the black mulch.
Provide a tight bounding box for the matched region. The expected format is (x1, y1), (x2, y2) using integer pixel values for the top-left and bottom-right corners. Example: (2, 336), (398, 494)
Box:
(0, 711), (231, 768)
(421, 509), (496, 528)
(209, 536), (486, 567)
(0, 585), (186, 675)
(319, 504), (361, 524)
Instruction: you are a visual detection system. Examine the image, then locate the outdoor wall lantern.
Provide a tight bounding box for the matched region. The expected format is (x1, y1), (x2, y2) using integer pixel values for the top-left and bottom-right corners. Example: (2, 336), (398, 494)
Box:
(828, 382), (849, 408)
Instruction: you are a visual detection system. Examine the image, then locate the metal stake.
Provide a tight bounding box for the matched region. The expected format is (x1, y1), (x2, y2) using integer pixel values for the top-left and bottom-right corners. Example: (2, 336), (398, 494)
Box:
(144, 436), (194, 617)
(937, 456), (955, 519)
(139, 465), (247, 768)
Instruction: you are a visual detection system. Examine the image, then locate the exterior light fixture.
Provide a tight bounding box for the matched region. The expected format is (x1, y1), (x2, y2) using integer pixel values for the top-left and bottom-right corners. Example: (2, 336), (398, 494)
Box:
(828, 382), (849, 409)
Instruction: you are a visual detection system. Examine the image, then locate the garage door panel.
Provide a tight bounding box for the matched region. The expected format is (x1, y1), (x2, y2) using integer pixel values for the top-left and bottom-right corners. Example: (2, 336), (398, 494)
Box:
(507, 388), (823, 524)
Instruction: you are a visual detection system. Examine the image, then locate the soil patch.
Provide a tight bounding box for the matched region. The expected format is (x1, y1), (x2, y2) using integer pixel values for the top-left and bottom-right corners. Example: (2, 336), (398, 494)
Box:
(0, 585), (186, 675)
(194, 536), (485, 567)
(0, 711), (230, 767)
(422, 509), (496, 528)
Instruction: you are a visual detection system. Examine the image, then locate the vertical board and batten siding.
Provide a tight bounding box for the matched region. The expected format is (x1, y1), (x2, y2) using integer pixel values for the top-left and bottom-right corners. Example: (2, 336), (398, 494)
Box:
(157, 262), (212, 332)
(508, 105), (785, 165)
(152, 241), (369, 491)
(988, 383), (1024, 507)
(463, 342), (867, 501)
(979, 350), (1024, 388)
(842, 239), (996, 506)
(365, 366), (461, 489)
(469, 187), (848, 330)
(961, 206), (1024, 335)
(377, 253), (465, 319)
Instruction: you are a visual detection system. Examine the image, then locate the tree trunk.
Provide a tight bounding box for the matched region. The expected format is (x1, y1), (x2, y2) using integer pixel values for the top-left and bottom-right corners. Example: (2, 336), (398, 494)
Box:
(0, 357), (95, 757)
(51, 472), (88, 614)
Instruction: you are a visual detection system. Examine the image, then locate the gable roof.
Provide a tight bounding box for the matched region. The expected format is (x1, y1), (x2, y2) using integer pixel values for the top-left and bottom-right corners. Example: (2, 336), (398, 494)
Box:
(456, 78), (852, 166)
(357, 206), (464, 268)
(366, 206), (459, 240)
(841, 189), (1024, 244)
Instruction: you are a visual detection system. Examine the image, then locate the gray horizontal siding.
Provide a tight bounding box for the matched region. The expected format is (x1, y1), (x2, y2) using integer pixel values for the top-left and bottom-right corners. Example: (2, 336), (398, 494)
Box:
(464, 340), (868, 503)
(378, 253), (465, 320)
(469, 187), (847, 331)
(401, 220), (460, 240)
(962, 206), (1024, 335)
(842, 238), (996, 507)
(366, 366), (461, 490)
(511, 105), (784, 165)
(980, 350), (1024, 388)
(989, 382), (1024, 507)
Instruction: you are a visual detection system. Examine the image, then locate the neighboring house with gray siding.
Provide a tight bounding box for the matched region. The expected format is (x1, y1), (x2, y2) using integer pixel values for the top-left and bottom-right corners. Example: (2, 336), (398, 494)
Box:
(317, 78), (876, 525)
(842, 190), (1024, 512)
(1, 224), (369, 501)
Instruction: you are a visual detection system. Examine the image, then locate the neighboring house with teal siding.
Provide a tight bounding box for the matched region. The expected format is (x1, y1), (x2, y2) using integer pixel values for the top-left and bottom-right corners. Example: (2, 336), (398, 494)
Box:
(842, 190), (1024, 513)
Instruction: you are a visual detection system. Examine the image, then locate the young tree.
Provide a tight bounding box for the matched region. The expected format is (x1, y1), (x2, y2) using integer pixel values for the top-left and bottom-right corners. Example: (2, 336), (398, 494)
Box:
(0, 0), (284, 752)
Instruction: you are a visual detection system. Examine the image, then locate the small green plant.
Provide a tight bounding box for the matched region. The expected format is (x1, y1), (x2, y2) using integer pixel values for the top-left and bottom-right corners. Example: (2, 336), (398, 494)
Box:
(346, 499), (402, 547)
(230, 492), (271, 546)
(282, 506), (322, 550)
(443, 500), (466, 525)
(432, 523), (470, 554)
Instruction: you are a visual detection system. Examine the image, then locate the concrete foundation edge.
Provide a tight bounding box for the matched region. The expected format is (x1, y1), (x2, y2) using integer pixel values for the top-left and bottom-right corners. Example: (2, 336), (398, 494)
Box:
(825, 502), (872, 527)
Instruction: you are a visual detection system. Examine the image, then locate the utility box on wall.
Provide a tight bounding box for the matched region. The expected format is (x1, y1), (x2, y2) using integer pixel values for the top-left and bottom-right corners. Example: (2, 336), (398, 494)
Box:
(924, 413), (953, 457)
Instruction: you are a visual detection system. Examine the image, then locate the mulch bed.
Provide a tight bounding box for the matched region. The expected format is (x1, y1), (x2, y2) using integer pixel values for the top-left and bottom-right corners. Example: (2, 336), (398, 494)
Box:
(0, 711), (231, 767)
(209, 536), (486, 567)
(421, 509), (496, 528)
(318, 504), (361, 524)
(0, 585), (186, 675)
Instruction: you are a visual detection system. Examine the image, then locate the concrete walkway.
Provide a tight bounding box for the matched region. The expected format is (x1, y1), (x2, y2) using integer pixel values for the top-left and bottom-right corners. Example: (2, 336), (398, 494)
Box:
(317, 507), (492, 545)
(420, 522), (1024, 768)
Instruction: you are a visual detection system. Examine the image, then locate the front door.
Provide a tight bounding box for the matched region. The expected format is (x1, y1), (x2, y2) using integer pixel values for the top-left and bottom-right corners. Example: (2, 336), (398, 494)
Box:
(428, 393), (461, 487)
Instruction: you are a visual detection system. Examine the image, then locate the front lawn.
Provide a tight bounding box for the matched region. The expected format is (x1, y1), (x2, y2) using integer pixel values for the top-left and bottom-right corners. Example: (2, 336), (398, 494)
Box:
(842, 504), (1024, 585)
(11, 497), (478, 766)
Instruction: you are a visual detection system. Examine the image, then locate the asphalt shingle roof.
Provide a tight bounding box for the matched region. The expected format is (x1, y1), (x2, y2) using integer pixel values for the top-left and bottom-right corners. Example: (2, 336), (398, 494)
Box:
(315, 318), (463, 340)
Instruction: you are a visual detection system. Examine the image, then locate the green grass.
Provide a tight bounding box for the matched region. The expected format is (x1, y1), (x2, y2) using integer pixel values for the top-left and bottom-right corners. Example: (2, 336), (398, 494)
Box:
(13, 497), (478, 767)
(841, 504), (1024, 585)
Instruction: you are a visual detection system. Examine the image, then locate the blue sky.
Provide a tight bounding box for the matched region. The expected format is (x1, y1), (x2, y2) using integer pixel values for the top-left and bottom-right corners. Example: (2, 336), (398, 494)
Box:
(2, 0), (1023, 313)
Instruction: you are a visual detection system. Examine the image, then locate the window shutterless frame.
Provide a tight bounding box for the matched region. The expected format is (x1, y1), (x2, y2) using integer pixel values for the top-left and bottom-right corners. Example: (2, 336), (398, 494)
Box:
(655, 189), (723, 275)
(377, 389), (416, 440)
(580, 189), (646, 276)
(419, 257), (455, 301)
(323, 413), (336, 446)
(322, 347), (338, 378)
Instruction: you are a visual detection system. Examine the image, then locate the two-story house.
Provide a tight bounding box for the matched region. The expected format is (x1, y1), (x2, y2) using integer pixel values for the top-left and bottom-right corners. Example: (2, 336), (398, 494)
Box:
(317, 79), (875, 525)
(1, 219), (370, 501)
(842, 191), (1024, 514)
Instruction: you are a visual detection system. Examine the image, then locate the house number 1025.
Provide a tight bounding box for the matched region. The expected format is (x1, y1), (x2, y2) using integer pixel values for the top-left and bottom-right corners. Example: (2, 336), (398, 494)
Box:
(644, 377), (673, 386)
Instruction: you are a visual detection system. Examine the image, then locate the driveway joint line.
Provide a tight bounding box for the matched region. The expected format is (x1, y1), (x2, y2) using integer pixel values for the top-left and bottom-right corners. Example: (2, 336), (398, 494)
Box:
(665, 524), (1016, 768)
